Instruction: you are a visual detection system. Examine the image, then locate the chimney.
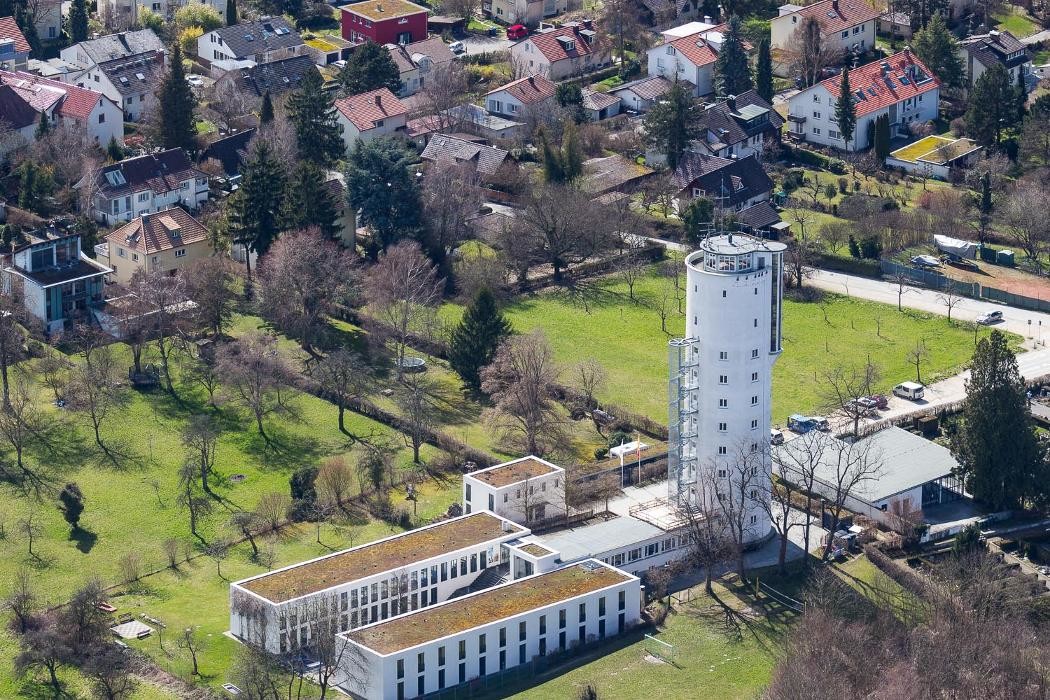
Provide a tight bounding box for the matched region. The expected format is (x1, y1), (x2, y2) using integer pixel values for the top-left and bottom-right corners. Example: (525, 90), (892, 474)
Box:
(374, 93), (382, 106)
(831, 0), (838, 10)
(726, 94), (736, 111)
(582, 18), (593, 29)
(528, 76), (535, 87)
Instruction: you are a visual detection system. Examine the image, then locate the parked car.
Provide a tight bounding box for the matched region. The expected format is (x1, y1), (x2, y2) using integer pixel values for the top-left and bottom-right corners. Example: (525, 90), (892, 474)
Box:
(186, 75), (204, 87)
(506, 24), (528, 39)
(910, 254), (941, 268)
(976, 310), (1004, 325)
(770, 428), (785, 445)
(448, 40), (465, 54)
(893, 381), (925, 401)
(868, 394), (888, 410)
(222, 683), (242, 696)
(787, 414), (830, 434)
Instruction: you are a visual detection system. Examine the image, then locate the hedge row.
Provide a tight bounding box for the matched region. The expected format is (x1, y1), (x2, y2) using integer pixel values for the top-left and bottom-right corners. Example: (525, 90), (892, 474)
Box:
(812, 253), (882, 279)
(863, 544), (929, 598)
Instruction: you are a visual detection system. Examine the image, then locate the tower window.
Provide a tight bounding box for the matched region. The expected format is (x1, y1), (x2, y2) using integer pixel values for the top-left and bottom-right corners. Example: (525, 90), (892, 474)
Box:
(754, 318), (758, 327)
(751, 396), (758, 406)
(718, 399), (728, 408)
(718, 422), (727, 431)
(719, 375), (728, 384)
(722, 290), (727, 298)
(752, 349), (760, 358)
(718, 446), (727, 455)
(751, 419), (758, 429)
(752, 372), (758, 381)
(719, 351), (728, 360)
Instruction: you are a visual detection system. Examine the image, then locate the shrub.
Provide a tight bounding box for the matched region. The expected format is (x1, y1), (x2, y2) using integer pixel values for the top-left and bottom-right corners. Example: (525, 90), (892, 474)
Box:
(607, 430), (630, 449)
(848, 235), (861, 258)
(827, 159), (846, 174)
(860, 236), (883, 259)
(837, 177), (848, 194)
(594, 447), (609, 460)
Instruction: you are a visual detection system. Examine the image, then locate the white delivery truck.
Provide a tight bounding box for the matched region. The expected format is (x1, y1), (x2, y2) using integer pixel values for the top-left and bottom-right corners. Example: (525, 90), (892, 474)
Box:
(893, 381), (925, 401)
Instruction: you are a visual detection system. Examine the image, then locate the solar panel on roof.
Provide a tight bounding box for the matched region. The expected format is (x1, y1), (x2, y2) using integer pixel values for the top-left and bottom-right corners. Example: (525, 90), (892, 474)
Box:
(136, 72), (145, 80)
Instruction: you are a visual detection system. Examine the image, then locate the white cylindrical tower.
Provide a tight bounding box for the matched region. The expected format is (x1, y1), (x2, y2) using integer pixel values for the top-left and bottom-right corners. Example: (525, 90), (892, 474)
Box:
(669, 232), (786, 546)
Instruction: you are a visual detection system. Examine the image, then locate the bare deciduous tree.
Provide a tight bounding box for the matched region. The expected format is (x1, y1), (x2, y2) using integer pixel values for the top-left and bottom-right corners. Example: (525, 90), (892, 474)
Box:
(1000, 178), (1050, 262)
(215, 333), (295, 445)
(421, 161), (483, 274)
(394, 371), (435, 464)
(313, 348), (371, 437)
(822, 359), (881, 437)
(317, 457), (355, 509)
(518, 184), (614, 281)
(185, 255), (237, 338)
(206, 77), (259, 133)
(182, 414), (219, 496)
(678, 476), (735, 594)
(936, 282), (964, 323)
(906, 340), (929, 383)
(255, 492), (290, 533)
(786, 16), (844, 88)
(68, 341), (127, 461)
(771, 429), (832, 562)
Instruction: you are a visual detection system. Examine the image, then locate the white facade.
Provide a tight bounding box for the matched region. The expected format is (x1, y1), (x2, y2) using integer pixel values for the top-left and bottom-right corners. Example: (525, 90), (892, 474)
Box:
(93, 173), (208, 225)
(229, 512), (527, 655)
(770, 2), (876, 55)
(485, 88), (531, 119)
(646, 39), (715, 97)
(34, 0), (63, 42)
(333, 561), (641, 700)
(669, 234), (786, 546)
(335, 108), (408, 152)
(463, 456), (566, 525)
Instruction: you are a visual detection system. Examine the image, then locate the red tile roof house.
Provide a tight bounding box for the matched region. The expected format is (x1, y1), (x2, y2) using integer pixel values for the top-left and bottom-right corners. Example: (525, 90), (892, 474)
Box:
(334, 87), (408, 152)
(0, 16), (31, 71)
(0, 70), (123, 145)
(484, 74), (555, 119)
(647, 22), (750, 96)
(786, 50), (941, 151)
(509, 21), (612, 81)
(770, 0), (880, 59)
(340, 0), (428, 46)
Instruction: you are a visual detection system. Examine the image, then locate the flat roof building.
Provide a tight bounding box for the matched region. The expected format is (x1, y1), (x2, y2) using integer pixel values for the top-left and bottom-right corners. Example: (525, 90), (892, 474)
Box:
(334, 560), (641, 699)
(229, 512), (527, 654)
(464, 456), (566, 525)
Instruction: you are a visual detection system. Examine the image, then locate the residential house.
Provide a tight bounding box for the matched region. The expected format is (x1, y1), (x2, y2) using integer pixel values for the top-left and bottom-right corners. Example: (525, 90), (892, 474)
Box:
(886, 135), (983, 178)
(421, 133), (513, 181)
(198, 128), (256, 177)
(581, 88), (620, 121)
(580, 154), (654, 196)
(0, 83), (39, 153)
(636, 0), (709, 25)
(334, 87), (408, 151)
(229, 512), (529, 654)
(100, 208), (211, 284)
(510, 22), (611, 81)
(407, 103), (526, 143)
(340, 0), (428, 46)
(877, 11), (912, 40)
(61, 29), (165, 70)
(2, 231), (110, 334)
(609, 75), (683, 113)
(692, 90), (783, 159)
(484, 74), (556, 119)
(0, 70), (123, 144)
(332, 561), (641, 700)
(303, 33), (353, 66)
(670, 152), (774, 214)
(235, 54), (319, 97)
(198, 18), (306, 65)
(33, 0), (63, 43)
(736, 200), (789, 237)
(387, 36), (454, 97)
(79, 148), (209, 225)
(958, 30), (1032, 92)
(486, 0), (568, 26)
(647, 22), (748, 97)
(770, 0), (878, 56)
(786, 49), (941, 150)
(0, 17), (31, 70)
(76, 50), (165, 121)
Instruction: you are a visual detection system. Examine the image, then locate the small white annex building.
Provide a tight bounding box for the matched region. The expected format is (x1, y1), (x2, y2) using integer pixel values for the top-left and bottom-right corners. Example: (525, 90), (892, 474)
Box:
(464, 457), (565, 524)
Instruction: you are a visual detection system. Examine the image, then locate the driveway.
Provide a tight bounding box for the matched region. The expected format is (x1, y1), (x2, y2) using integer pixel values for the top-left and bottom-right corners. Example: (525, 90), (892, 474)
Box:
(460, 33), (513, 56)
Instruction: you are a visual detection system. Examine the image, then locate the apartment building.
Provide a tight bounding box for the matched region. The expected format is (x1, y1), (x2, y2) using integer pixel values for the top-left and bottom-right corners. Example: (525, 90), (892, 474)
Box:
(463, 457), (566, 524)
(80, 148), (209, 225)
(229, 512), (528, 655)
(340, 0), (428, 46)
(485, 0), (568, 26)
(333, 560), (641, 700)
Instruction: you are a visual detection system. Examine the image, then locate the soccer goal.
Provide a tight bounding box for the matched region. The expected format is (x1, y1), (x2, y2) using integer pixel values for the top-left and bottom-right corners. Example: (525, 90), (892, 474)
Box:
(644, 634), (676, 665)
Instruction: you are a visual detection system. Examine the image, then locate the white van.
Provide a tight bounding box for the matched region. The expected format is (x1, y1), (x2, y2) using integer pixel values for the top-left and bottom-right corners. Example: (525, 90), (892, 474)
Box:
(893, 382), (925, 401)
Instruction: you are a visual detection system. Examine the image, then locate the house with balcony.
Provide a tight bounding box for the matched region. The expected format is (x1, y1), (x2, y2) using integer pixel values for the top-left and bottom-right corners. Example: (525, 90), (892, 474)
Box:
(670, 152), (774, 214)
(340, 0), (429, 46)
(958, 30), (1032, 93)
(99, 208), (211, 285)
(387, 37), (455, 96)
(61, 29), (166, 72)
(647, 22), (746, 97)
(510, 22), (611, 80)
(786, 49), (940, 151)
(0, 70), (123, 145)
(198, 18), (306, 65)
(2, 231), (110, 335)
(485, 0), (568, 26)
(0, 17), (30, 70)
(335, 87), (408, 151)
(770, 0), (878, 62)
(75, 49), (165, 122)
(484, 74), (556, 119)
(79, 148), (209, 225)
(692, 90), (783, 159)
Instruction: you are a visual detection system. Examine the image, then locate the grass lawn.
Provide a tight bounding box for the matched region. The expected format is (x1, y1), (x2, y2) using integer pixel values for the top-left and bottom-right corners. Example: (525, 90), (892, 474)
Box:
(993, 8), (1040, 37)
(442, 266), (999, 423)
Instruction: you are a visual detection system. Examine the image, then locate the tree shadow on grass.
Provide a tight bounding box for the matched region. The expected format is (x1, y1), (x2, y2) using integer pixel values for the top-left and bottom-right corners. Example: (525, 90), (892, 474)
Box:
(16, 678), (75, 700)
(69, 528), (98, 554)
(238, 423), (328, 471)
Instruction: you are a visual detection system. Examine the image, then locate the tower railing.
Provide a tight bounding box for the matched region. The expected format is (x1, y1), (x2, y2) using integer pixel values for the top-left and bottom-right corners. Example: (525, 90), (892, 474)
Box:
(668, 337), (700, 507)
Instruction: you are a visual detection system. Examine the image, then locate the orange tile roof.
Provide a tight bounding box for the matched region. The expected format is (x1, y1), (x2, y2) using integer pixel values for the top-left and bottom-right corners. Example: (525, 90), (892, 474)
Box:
(527, 25), (605, 64)
(0, 16), (30, 54)
(334, 87), (407, 132)
(105, 208), (209, 255)
(485, 74), (556, 104)
(662, 24), (751, 68)
(0, 70), (104, 120)
(816, 49), (940, 118)
(783, 0), (880, 36)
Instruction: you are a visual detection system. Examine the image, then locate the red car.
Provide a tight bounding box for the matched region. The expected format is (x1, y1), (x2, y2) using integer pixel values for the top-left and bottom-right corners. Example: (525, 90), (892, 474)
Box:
(506, 24), (528, 40)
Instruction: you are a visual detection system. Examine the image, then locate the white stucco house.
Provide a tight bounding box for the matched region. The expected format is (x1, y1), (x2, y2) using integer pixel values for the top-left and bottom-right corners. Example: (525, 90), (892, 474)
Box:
(483, 74), (556, 119)
(334, 87), (408, 152)
(770, 0), (878, 57)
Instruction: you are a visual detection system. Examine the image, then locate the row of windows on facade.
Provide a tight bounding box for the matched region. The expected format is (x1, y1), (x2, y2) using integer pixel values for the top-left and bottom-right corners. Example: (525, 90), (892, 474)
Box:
(601, 535), (687, 568)
(116, 248), (186, 261)
(715, 442), (761, 456)
(108, 180), (199, 214)
(393, 593), (628, 694)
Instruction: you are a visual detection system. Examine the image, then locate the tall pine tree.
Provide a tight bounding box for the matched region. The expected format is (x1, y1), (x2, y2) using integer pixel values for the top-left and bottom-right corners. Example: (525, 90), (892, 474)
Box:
(1015, 68), (1027, 124)
(965, 63), (1012, 146)
(643, 79), (703, 170)
(448, 289), (512, 393)
(912, 13), (962, 88)
(259, 91), (274, 124)
(344, 138), (422, 256)
(158, 42), (198, 151)
(228, 141), (285, 280)
(755, 37), (773, 103)
(280, 161), (339, 239)
(873, 113), (891, 161)
(287, 69), (343, 165)
(834, 67), (856, 147)
(69, 0), (88, 42)
(713, 15), (752, 97)
(951, 330), (1047, 510)
(226, 0), (237, 25)
(34, 112), (48, 140)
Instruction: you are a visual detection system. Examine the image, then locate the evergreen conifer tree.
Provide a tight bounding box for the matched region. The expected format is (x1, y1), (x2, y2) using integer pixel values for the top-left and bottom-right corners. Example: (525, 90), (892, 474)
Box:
(448, 289), (512, 393)
(69, 0), (88, 42)
(952, 330), (1047, 510)
(1015, 69), (1027, 124)
(344, 138), (422, 255)
(834, 67), (856, 147)
(287, 69), (343, 165)
(874, 114), (891, 161)
(540, 130), (564, 183)
(226, 0), (237, 25)
(259, 91), (274, 124)
(281, 161), (339, 239)
(965, 63), (1012, 146)
(337, 41), (402, 95)
(158, 42), (198, 151)
(228, 141), (285, 280)
(106, 136), (123, 161)
(755, 37), (773, 103)
(912, 13), (963, 88)
(643, 80), (703, 170)
(14, 4), (40, 55)
(34, 112), (48, 140)
(713, 15), (752, 97)
(561, 121), (583, 181)
(58, 483), (85, 530)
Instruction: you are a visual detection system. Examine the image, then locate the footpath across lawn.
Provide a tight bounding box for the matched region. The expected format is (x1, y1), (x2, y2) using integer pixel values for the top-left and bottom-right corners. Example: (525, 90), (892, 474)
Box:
(443, 266), (1001, 423)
